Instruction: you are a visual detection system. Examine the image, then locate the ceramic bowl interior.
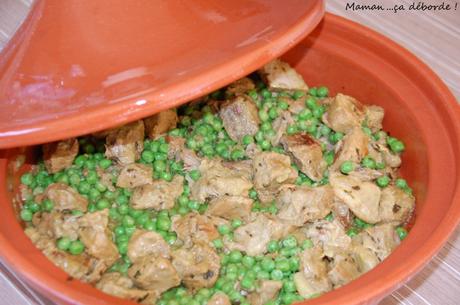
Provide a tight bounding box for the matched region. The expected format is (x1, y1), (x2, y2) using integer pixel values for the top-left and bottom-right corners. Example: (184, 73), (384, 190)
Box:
(0, 13), (459, 305)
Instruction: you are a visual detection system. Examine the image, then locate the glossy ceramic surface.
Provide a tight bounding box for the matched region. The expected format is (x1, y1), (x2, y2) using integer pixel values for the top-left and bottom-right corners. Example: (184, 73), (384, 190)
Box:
(0, 0), (324, 149)
(0, 13), (459, 305)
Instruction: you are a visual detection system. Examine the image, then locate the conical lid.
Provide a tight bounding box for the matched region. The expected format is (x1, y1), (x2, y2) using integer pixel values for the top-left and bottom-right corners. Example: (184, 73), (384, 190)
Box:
(0, 0), (324, 148)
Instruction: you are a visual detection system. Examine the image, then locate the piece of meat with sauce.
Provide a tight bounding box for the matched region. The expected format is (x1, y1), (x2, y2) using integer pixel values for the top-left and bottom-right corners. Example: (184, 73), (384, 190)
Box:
(330, 173), (381, 224)
(379, 185), (415, 225)
(276, 185), (333, 226)
(222, 160), (253, 181)
(247, 280), (282, 305)
(348, 167), (383, 181)
(351, 241), (380, 273)
(281, 134), (327, 181)
(42, 138), (79, 173)
(270, 111), (295, 146)
(357, 223), (401, 261)
(322, 94), (364, 133)
(219, 95), (260, 142)
(78, 210), (119, 266)
(332, 127), (369, 169)
(130, 175), (183, 210)
(128, 256), (180, 293)
(25, 227), (107, 283)
(305, 220), (351, 257)
(144, 109), (178, 139)
(206, 292), (231, 305)
(116, 163), (153, 188)
(105, 120), (144, 165)
(365, 105), (384, 132)
(167, 136), (202, 171)
(45, 183), (88, 212)
(127, 230), (171, 263)
(207, 195), (253, 221)
(172, 213), (219, 248)
(258, 59), (308, 91)
(331, 199), (353, 230)
(225, 77), (255, 96)
(33, 211), (80, 241)
(96, 272), (155, 303)
(228, 214), (293, 256)
(294, 246), (332, 298)
(328, 252), (361, 287)
(190, 159), (253, 202)
(172, 241), (220, 290)
(252, 152), (298, 202)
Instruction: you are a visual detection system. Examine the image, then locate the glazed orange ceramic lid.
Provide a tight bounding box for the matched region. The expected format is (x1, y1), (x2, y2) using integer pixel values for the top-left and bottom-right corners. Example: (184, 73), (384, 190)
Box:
(0, 0), (324, 149)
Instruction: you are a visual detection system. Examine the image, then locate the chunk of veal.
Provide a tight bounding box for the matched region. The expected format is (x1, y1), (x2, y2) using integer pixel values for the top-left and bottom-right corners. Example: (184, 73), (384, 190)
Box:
(105, 120), (145, 165)
(258, 59), (308, 91)
(42, 138), (79, 173)
(144, 109), (178, 139)
(45, 183), (88, 212)
(219, 95), (260, 142)
(322, 94), (364, 134)
(130, 175), (183, 210)
(116, 163), (153, 188)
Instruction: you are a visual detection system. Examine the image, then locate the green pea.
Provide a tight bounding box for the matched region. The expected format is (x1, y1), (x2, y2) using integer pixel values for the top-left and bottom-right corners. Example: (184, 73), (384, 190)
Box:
(78, 181), (91, 194)
(96, 199), (110, 210)
(122, 215), (136, 227)
(189, 170), (201, 181)
(354, 218), (370, 229)
(261, 89), (272, 99)
(283, 280), (297, 292)
(375, 162), (386, 170)
(317, 86), (329, 97)
(231, 149), (245, 160)
(388, 138), (405, 153)
(308, 87), (318, 96)
(282, 236), (298, 249)
(278, 100), (289, 110)
(156, 217), (171, 231)
(74, 155), (86, 167)
(267, 240), (279, 253)
(305, 97), (318, 110)
(42, 199), (54, 212)
(241, 276), (255, 290)
(242, 256), (255, 268)
(144, 220), (156, 231)
(286, 125), (297, 135)
(20, 173), (34, 186)
(187, 200), (200, 210)
(268, 107), (279, 119)
(68, 240), (85, 255)
(248, 90), (258, 100)
(56, 237), (72, 251)
(270, 269), (284, 280)
(218, 224), (231, 235)
(292, 90), (305, 100)
(20, 209), (33, 221)
(242, 135), (254, 146)
(340, 161), (354, 174)
(231, 219), (242, 229)
(396, 227), (408, 240)
(258, 110), (269, 122)
(141, 150), (155, 163)
(27, 201), (41, 213)
(212, 239), (224, 249)
(347, 227), (359, 237)
(261, 258), (275, 272)
(260, 140), (271, 151)
(276, 258), (291, 272)
(319, 124), (331, 136)
(257, 270), (270, 280)
(376, 175), (390, 188)
(362, 156), (376, 169)
(289, 257), (300, 271)
(324, 151), (335, 166)
(116, 195), (129, 205)
(395, 178), (408, 189)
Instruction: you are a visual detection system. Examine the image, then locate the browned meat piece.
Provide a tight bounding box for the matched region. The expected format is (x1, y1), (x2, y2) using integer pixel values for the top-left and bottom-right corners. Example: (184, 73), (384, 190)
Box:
(348, 167), (383, 181)
(116, 163), (153, 188)
(42, 138), (79, 173)
(379, 185), (415, 225)
(25, 228), (106, 283)
(190, 159), (252, 202)
(277, 185), (333, 226)
(252, 152), (298, 202)
(33, 211), (80, 241)
(207, 195), (253, 221)
(172, 213), (219, 248)
(247, 280), (282, 305)
(78, 210), (119, 266)
(293, 271), (331, 299)
(332, 127), (369, 169)
(294, 246), (332, 297)
(271, 111), (294, 146)
(332, 200), (353, 229)
(130, 176), (183, 210)
(330, 173), (381, 224)
(229, 214), (293, 256)
(222, 160), (253, 181)
(305, 220), (351, 257)
(167, 136), (202, 171)
(365, 105), (384, 132)
(127, 230), (171, 263)
(45, 183), (88, 212)
(105, 120), (144, 165)
(172, 241), (220, 290)
(281, 134), (327, 181)
(358, 223), (401, 261)
(368, 141), (401, 168)
(328, 252), (361, 287)
(96, 273), (155, 303)
(219, 95), (260, 142)
(226, 77), (255, 96)
(351, 242), (380, 273)
(144, 109), (178, 139)
(128, 256), (180, 293)
(258, 59), (308, 91)
(206, 292), (231, 305)
(322, 94), (364, 133)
